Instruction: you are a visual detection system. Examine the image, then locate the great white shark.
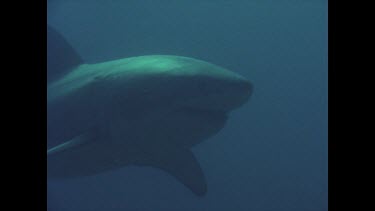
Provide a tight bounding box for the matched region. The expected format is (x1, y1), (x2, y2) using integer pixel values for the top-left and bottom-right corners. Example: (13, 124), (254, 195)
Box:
(47, 25), (253, 196)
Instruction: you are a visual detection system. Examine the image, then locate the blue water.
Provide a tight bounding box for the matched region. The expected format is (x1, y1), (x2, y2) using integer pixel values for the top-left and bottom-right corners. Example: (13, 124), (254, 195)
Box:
(47, 0), (327, 210)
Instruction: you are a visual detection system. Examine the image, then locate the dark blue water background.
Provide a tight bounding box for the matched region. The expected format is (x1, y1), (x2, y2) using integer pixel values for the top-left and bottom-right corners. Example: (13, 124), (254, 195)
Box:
(47, 0), (327, 210)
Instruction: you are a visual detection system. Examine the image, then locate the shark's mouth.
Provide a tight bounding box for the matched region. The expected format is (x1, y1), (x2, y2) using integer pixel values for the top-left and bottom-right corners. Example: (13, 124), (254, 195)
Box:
(182, 107), (228, 129)
(168, 106), (228, 147)
(181, 106), (228, 121)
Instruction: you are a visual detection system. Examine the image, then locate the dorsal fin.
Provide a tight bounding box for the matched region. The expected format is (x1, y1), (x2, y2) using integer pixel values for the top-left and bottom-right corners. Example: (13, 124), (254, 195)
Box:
(47, 25), (83, 83)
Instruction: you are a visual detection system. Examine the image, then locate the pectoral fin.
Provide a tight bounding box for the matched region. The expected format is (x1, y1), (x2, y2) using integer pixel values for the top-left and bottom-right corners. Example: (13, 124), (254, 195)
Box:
(139, 148), (207, 196)
(47, 132), (96, 155)
(47, 129), (115, 177)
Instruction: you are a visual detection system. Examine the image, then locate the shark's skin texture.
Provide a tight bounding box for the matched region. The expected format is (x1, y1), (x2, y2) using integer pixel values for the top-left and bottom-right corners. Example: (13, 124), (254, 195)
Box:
(47, 33), (252, 196)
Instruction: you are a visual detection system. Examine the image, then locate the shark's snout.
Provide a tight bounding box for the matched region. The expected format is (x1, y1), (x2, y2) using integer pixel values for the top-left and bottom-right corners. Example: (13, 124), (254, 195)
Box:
(180, 75), (253, 113)
(226, 77), (253, 109)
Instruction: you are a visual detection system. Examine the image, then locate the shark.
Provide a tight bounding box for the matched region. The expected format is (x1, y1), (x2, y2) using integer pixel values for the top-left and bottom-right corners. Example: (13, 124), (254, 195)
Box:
(47, 25), (253, 196)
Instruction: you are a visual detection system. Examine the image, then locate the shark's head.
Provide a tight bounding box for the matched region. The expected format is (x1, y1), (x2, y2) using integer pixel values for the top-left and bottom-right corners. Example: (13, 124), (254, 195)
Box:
(171, 64), (253, 113)
(94, 55), (253, 115)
